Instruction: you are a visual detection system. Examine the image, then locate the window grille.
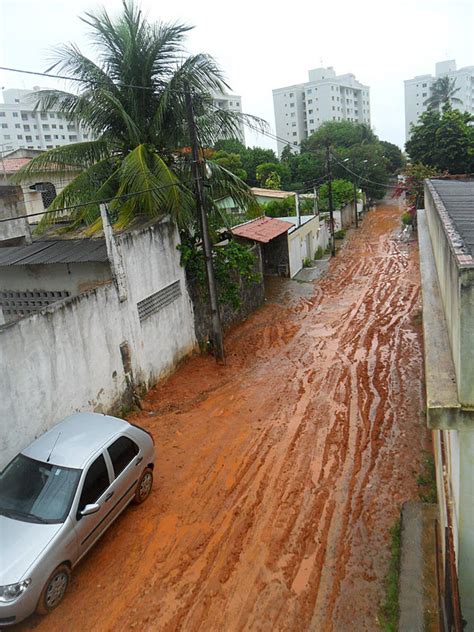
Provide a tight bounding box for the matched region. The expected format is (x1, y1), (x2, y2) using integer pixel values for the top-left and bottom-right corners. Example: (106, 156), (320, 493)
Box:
(137, 280), (181, 323)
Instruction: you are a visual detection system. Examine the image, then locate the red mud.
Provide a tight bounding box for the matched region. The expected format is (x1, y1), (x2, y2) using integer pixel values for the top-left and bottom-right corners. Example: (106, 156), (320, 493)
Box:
(19, 203), (429, 632)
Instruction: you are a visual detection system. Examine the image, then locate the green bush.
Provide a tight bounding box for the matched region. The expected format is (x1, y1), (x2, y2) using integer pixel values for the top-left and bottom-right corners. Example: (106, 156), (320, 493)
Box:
(334, 229), (346, 240)
(303, 257), (312, 268)
(401, 212), (413, 226)
(379, 519), (401, 631)
(314, 246), (324, 260)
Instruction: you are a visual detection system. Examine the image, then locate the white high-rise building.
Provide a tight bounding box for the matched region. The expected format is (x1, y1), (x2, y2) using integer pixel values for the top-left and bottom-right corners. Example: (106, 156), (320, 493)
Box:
(404, 60), (474, 140)
(272, 67), (371, 155)
(212, 93), (245, 143)
(0, 88), (95, 155)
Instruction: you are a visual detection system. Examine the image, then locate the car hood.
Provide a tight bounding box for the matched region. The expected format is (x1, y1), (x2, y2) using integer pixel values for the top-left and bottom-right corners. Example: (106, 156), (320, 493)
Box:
(0, 515), (62, 584)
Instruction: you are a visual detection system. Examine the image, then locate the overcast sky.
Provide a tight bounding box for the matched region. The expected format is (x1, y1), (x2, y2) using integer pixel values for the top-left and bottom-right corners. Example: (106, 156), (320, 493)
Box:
(1, 0), (473, 151)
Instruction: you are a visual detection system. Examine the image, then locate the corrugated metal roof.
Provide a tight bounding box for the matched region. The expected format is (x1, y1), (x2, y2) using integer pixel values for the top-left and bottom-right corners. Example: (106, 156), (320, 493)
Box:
(232, 217), (292, 243)
(0, 239), (108, 266)
(430, 179), (474, 256)
(250, 187), (295, 199)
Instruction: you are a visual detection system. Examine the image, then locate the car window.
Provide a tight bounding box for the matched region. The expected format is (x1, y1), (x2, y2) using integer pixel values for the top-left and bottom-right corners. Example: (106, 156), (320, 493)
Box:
(107, 436), (139, 478)
(0, 454), (80, 524)
(78, 454), (109, 510)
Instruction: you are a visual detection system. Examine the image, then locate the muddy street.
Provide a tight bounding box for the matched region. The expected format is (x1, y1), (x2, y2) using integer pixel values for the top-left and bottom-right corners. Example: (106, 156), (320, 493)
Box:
(20, 203), (429, 632)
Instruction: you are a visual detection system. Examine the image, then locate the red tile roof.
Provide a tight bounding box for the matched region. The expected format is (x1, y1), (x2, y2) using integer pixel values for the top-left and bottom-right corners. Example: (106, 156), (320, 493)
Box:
(232, 217), (292, 243)
(1, 158), (32, 174)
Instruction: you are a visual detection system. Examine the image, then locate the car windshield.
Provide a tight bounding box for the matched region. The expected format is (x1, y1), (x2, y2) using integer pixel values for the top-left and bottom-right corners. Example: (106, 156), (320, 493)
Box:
(0, 454), (81, 524)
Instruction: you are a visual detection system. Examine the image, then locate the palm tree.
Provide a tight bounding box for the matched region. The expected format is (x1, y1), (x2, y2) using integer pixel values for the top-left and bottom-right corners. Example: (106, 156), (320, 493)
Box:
(14, 1), (263, 232)
(423, 76), (463, 111)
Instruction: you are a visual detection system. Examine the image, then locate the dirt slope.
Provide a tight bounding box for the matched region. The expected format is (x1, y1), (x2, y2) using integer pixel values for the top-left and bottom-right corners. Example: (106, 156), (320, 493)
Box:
(20, 203), (429, 632)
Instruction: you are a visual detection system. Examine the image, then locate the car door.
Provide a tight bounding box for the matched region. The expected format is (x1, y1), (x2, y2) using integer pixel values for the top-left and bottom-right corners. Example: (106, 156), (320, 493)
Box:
(73, 452), (113, 561)
(104, 435), (142, 512)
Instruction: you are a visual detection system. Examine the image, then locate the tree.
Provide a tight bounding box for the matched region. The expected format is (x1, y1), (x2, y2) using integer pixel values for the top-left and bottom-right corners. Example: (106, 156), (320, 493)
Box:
(318, 179), (354, 211)
(13, 1), (264, 232)
(423, 76), (462, 111)
(393, 163), (440, 209)
(379, 140), (405, 174)
(212, 151), (247, 180)
(406, 106), (474, 173)
(302, 120), (377, 151)
(255, 162), (291, 188)
(241, 147), (279, 185)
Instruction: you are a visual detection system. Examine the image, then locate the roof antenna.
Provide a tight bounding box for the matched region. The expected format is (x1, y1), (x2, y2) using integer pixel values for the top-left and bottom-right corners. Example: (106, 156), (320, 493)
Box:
(46, 432), (61, 463)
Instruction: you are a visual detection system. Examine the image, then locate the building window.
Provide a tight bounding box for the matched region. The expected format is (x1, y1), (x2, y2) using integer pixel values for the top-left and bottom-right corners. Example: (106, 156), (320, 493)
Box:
(289, 92), (294, 97)
(290, 103), (295, 108)
(69, 134), (78, 141)
(307, 99), (312, 104)
(309, 119), (314, 124)
(12, 113), (18, 118)
(308, 109), (313, 114)
(44, 134), (51, 140)
(292, 132), (297, 136)
(57, 113), (63, 120)
(52, 124), (57, 129)
(59, 125), (63, 129)
(54, 134), (59, 139)
(25, 135), (32, 142)
(1, 123), (6, 128)
(40, 113), (47, 120)
(3, 134), (10, 140)
(42, 124), (49, 130)
(15, 123), (20, 128)
(422, 92), (427, 97)
(49, 113), (55, 119)
(17, 134), (23, 139)
(23, 125), (30, 131)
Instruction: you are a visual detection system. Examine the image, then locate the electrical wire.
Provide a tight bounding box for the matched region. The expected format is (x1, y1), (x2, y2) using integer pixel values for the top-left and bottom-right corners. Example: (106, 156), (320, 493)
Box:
(0, 181), (187, 224)
(329, 151), (399, 188)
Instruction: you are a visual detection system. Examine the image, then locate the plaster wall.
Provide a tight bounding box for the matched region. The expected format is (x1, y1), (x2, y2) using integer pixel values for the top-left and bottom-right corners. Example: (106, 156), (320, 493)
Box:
(0, 219), (197, 468)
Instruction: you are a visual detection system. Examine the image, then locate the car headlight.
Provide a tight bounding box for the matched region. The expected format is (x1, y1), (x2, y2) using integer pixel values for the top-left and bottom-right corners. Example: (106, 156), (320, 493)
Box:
(0, 579), (31, 602)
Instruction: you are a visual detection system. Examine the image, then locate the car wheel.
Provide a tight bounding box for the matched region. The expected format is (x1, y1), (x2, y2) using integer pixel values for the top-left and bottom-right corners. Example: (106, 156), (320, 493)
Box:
(36, 564), (71, 615)
(134, 467), (153, 504)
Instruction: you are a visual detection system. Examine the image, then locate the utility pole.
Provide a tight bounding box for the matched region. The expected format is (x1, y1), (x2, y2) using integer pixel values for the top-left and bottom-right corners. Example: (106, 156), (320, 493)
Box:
(295, 192), (301, 227)
(184, 87), (225, 363)
(325, 142), (336, 257)
(352, 158), (359, 229)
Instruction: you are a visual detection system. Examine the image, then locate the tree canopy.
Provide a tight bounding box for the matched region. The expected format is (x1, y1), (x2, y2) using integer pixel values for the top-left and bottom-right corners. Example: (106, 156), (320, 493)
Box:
(406, 106), (474, 173)
(423, 76), (462, 111)
(13, 1), (264, 233)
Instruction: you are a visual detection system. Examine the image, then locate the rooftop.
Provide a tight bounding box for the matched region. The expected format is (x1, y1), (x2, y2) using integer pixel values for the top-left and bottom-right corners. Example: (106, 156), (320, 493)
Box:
(21, 412), (128, 468)
(232, 216), (292, 243)
(429, 179), (474, 261)
(277, 215), (318, 234)
(250, 187), (295, 200)
(0, 238), (108, 267)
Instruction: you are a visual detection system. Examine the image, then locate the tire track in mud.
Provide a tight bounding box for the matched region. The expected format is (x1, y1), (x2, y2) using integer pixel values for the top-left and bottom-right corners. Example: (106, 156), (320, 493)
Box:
(19, 205), (429, 632)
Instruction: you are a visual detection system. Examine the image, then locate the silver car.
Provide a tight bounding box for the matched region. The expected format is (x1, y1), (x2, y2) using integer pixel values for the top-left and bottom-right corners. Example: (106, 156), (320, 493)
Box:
(0, 412), (155, 626)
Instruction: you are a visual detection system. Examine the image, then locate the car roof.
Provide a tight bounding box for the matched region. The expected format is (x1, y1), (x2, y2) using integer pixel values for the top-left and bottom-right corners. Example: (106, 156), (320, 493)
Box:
(21, 412), (130, 469)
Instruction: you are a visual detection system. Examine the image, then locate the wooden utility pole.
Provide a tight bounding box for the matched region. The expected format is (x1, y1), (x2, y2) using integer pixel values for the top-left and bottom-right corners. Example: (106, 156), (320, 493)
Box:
(325, 142), (336, 257)
(184, 87), (225, 363)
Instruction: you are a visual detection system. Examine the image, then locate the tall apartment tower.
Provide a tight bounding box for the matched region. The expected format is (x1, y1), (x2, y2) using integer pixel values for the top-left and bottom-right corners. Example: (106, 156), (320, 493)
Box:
(0, 88), (95, 155)
(272, 67), (371, 155)
(404, 60), (474, 140)
(212, 93), (245, 143)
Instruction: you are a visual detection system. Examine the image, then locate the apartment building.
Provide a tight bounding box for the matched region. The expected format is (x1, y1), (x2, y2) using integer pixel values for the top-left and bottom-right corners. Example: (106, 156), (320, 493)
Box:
(212, 93), (245, 143)
(404, 60), (474, 140)
(272, 67), (371, 155)
(0, 88), (95, 155)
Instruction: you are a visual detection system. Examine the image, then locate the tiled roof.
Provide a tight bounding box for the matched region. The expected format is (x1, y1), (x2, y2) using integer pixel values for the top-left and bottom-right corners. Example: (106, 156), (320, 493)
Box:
(429, 179), (474, 264)
(0, 239), (108, 266)
(1, 158), (32, 174)
(232, 217), (292, 243)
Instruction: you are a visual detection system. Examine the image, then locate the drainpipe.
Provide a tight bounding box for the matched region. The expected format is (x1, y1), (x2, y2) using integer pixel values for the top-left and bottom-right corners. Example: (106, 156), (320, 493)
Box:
(100, 203), (128, 302)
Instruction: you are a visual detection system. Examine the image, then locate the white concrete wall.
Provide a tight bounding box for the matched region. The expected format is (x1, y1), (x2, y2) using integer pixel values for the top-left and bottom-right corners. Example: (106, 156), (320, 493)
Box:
(0, 219), (197, 468)
(0, 262), (111, 295)
(288, 216), (327, 277)
(459, 429), (474, 628)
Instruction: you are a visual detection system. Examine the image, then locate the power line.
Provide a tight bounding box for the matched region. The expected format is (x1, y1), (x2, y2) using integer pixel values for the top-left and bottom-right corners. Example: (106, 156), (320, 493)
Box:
(329, 151), (398, 189)
(0, 181), (187, 224)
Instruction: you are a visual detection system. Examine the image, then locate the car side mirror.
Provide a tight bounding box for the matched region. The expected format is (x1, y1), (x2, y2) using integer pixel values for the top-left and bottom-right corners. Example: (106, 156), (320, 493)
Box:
(80, 503), (100, 517)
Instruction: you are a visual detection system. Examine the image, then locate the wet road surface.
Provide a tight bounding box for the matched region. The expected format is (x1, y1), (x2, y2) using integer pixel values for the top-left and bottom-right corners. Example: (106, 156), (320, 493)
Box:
(19, 203), (429, 632)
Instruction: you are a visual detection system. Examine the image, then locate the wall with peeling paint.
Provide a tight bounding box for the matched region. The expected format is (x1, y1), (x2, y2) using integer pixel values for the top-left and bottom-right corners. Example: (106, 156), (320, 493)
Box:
(0, 218), (197, 468)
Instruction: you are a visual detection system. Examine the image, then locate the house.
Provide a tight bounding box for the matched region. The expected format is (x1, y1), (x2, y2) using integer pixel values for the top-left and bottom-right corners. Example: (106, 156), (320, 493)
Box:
(0, 148), (78, 228)
(232, 214), (329, 278)
(419, 178), (474, 629)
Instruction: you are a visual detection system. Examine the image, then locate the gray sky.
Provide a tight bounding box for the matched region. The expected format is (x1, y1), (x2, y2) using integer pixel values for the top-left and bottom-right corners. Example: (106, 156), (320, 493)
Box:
(1, 0), (473, 151)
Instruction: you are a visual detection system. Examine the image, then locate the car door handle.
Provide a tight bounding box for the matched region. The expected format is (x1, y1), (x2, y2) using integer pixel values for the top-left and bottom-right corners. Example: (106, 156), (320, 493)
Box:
(105, 491), (114, 502)
(135, 456), (143, 467)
